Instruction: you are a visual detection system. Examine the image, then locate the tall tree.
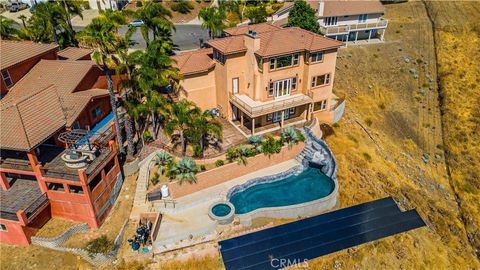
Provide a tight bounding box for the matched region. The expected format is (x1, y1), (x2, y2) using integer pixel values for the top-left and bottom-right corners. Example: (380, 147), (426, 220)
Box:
(198, 6), (226, 39)
(165, 100), (201, 156)
(60, 0), (83, 46)
(18, 15), (27, 28)
(78, 16), (127, 155)
(0, 16), (19, 40)
(286, 0), (320, 33)
(187, 111), (222, 157)
(134, 1), (174, 47)
(244, 4), (267, 24)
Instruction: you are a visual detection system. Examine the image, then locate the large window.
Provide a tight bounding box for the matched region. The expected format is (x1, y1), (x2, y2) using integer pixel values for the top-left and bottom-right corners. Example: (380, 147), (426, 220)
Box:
(91, 106), (103, 119)
(358, 14), (368, 23)
(1, 70), (13, 88)
(69, 185), (84, 194)
(314, 100), (328, 111)
(311, 74), (331, 88)
(325, 16), (338, 26)
(269, 53), (299, 70)
(268, 77), (297, 98)
(213, 49), (225, 64)
(256, 56), (263, 72)
(47, 182), (65, 192)
(311, 51), (324, 63)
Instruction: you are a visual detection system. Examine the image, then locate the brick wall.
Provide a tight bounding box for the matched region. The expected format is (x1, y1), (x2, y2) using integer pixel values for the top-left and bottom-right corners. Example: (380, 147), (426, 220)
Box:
(168, 142), (304, 198)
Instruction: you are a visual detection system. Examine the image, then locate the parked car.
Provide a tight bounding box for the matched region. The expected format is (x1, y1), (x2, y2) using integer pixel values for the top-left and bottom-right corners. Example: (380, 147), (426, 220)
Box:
(128, 19), (144, 27)
(9, 2), (28, 12)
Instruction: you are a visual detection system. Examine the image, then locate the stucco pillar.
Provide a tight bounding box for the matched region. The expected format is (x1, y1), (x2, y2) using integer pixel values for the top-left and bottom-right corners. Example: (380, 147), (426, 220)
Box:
(0, 172), (10, 191)
(355, 31), (359, 42)
(16, 210), (28, 226)
(240, 113), (244, 126)
(252, 118), (255, 135)
(368, 30), (372, 41)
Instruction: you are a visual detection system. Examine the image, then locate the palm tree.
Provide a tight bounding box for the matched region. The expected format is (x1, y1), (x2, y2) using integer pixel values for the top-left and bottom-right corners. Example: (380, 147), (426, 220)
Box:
(167, 157), (198, 184)
(0, 16), (19, 40)
(198, 7), (226, 39)
(28, 2), (68, 45)
(155, 150), (173, 175)
(60, 0), (84, 46)
(134, 1), (174, 47)
(18, 15), (27, 28)
(78, 16), (126, 155)
(280, 127), (305, 148)
(187, 111), (222, 157)
(165, 100), (201, 156)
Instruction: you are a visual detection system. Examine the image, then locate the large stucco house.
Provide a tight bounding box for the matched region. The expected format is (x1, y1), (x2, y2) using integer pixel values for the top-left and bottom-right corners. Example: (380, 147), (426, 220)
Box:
(172, 23), (345, 136)
(272, 0), (387, 43)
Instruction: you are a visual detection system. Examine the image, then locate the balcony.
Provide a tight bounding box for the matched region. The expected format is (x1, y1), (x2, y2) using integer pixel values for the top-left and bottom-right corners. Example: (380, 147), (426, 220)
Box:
(0, 176), (49, 222)
(320, 18), (388, 36)
(230, 94), (313, 118)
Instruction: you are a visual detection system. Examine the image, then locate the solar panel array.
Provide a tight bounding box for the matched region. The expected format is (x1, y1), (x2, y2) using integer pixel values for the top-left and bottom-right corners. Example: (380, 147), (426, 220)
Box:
(219, 197), (425, 270)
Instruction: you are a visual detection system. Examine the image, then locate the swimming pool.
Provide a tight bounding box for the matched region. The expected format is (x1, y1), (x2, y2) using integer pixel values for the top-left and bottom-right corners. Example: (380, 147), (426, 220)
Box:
(229, 166), (335, 215)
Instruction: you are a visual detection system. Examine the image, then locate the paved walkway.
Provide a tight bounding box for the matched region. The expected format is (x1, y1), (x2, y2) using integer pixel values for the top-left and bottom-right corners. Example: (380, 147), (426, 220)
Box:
(130, 152), (156, 220)
(153, 159), (299, 247)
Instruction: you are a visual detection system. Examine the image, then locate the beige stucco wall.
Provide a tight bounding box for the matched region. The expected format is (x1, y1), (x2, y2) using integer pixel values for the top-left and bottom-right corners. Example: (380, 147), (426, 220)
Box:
(319, 13), (383, 26)
(178, 70), (217, 111)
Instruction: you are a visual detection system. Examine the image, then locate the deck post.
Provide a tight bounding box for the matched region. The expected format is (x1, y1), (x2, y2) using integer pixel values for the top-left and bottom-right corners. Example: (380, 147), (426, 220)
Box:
(345, 33), (349, 47)
(381, 28), (386, 41)
(251, 118), (255, 135)
(355, 31), (358, 43)
(240, 112), (244, 126)
(0, 172), (10, 191)
(368, 30), (372, 42)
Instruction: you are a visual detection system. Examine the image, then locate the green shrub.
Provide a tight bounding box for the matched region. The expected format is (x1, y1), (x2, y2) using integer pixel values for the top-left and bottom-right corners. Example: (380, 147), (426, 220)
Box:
(171, 0), (193, 14)
(142, 130), (153, 142)
(261, 136), (282, 156)
(155, 150), (173, 175)
(362, 152), (372, 162)
(200, 164), (206, 171)
(226, 144), (253, 165)
(86, 235), (114, 257)
(136, 1), (143, 7)
(150, 172), (160, 185)
(167, 158), (197, 184)
(365, 118), (373, 127)
(82, 1), (91, 9)
(332, 123), (340, 128)
(215, 160), (224, 167)
(280, 127), (305, 148)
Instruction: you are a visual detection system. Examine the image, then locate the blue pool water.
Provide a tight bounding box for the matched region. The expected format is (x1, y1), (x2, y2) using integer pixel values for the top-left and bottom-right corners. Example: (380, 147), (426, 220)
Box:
(229, 167), (335, 214)
(212, 203), (232, 217)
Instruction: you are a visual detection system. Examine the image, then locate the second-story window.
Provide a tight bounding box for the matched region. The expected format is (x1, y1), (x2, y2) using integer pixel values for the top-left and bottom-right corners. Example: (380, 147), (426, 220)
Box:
(269, 53), (299, 70)
(325, 17), (338, 26)
(1, 70), (13, 88)
(256, 56), (263, 72)
(213, 49), (225, 64)
(311, 51), (324, 63)
(92, 106), (103, 119)
(311, 74), (331, 88)
(358, 14), (368, 23)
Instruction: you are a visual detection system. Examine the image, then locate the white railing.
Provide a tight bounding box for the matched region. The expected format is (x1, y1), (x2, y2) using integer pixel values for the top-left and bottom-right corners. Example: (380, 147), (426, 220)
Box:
(230, 94), (312, 117)
(320, 19), (388, 35)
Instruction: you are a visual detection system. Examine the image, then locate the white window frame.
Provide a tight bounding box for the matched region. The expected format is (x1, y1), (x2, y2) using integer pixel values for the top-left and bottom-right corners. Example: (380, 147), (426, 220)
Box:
(269, 53), (300, 70)
(311, 74), (331, 88)
(1, 70), (13, 88)
(325, 16), (338, 26)
(358, 14), (368, 23)
(232, 77), (239, 94)
(311, 51), (324, 63)
(314, 100), (328, 112)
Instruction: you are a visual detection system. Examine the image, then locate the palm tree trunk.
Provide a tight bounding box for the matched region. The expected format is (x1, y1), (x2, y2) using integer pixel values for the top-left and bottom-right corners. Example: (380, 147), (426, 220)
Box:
(104, 66), (125, 155)
(180, 129), (186, 156)
(122, 69), (136, 157)
(62, 0), (78, 47)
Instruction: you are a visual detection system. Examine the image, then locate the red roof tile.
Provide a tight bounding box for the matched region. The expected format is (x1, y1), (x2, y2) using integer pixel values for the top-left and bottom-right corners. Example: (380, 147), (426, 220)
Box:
(0, 40), (58, 70)
(172, 48), (216, 76)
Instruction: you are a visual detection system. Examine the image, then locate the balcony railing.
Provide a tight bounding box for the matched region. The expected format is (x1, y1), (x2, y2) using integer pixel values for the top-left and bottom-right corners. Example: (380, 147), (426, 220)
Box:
(230, 94), (313, 118)
(320, 19), (388, 35)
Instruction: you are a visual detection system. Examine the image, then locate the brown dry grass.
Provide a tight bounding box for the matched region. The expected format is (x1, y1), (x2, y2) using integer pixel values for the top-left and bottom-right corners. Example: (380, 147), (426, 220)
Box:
(424, 0), (480, 256)
(162, 1), (211, 23)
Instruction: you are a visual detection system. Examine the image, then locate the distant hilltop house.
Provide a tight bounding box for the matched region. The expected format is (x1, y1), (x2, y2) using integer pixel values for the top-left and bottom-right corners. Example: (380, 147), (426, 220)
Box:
(272, 0), (388, 43)
(0, 40), (123, 246)
(172, 23), (346, 136)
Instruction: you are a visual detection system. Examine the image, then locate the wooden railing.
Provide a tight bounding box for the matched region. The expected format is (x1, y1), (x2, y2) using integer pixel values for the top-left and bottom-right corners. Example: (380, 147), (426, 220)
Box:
(230, 94), (312, 117)
(320, 19), (388, 35)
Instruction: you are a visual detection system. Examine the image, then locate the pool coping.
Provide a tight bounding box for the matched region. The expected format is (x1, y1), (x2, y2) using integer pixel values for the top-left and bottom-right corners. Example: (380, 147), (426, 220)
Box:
(208, 201), (235, 225)
(225, 164), (339, 226)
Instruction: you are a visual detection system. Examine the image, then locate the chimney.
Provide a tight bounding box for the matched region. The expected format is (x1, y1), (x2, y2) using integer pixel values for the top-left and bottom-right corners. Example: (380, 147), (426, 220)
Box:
(318, 0), (325, 17)
(244, 30), (260, 52)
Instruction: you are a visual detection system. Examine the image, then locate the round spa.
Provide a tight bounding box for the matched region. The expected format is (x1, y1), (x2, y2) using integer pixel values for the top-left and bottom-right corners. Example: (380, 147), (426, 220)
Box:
(208, 201), (235, 225)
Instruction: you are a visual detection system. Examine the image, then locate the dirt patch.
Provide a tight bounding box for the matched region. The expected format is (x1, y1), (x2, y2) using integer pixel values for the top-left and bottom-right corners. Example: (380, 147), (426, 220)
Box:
(34, 218), (80, 238)
(162, 1), (211, 24)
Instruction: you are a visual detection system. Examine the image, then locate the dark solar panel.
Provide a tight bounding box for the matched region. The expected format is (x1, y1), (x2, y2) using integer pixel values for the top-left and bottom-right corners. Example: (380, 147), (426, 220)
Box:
(219, 197), (425, 270)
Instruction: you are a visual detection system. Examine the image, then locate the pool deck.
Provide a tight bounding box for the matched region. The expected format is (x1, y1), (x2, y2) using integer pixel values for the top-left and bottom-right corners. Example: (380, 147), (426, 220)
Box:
(153, 159), (300, 248)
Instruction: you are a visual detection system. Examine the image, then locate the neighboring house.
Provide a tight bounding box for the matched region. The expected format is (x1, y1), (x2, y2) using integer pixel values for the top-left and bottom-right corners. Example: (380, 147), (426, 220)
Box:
(0, 45), (123, 246)
(57, 47), (93, 61)
(272, 0), (388, 43)
(0, 41), (58, 96)
(87, 0), (128, 10)
(172, 23), (345, 136)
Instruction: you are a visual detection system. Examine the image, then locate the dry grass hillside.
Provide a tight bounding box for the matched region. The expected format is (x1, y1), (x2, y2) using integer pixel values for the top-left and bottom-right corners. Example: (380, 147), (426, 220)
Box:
(424, 0), (480, 257)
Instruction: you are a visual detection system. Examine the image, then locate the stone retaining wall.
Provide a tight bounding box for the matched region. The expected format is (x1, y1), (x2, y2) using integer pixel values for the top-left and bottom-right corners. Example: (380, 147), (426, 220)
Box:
(167, 142), (304, 199)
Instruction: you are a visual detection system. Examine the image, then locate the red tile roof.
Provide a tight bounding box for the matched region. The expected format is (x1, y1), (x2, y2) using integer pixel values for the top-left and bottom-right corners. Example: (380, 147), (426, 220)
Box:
(323, 0), (385, 17)
(207, 36), (247, 55)
(57, 47), (92, 60)
(172, 48), (216, 76)
(255, 27), (343, 57)
(223, 23), (281, 36)
(0, 40), (58, 70)
(0, 85), (66, 151)
(1, 60), (110, 151)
